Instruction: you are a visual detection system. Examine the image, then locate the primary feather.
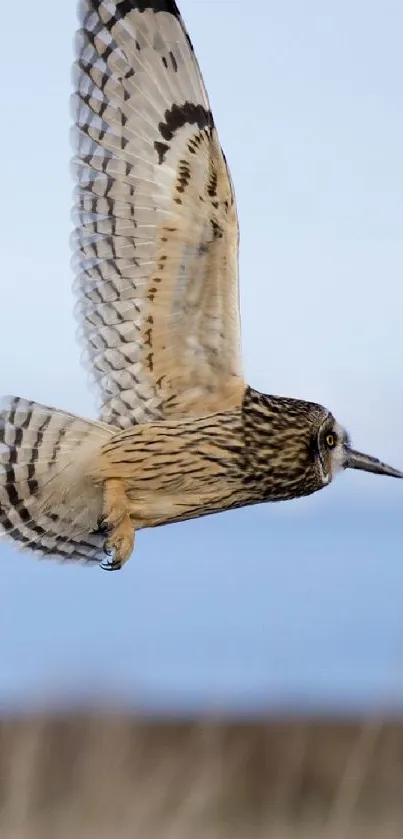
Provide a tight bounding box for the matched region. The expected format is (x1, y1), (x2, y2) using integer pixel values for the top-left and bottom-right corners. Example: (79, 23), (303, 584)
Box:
(1, 1), (400, 569)
(72, 0), (243, 430)
(0, 0), (244, 565)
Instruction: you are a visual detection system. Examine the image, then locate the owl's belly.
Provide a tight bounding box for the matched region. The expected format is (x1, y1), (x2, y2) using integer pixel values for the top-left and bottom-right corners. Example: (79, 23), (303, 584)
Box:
(126, 483), (238, 529)
(97, 411), (247, 529)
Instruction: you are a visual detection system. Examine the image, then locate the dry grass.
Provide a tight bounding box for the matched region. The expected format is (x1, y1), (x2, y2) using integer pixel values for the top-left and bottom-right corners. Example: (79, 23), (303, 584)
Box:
(1, 711), (403, 838)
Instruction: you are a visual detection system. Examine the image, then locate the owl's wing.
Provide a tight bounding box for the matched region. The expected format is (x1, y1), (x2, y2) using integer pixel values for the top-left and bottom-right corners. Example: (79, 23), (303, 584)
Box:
(72, 0), (244, 430)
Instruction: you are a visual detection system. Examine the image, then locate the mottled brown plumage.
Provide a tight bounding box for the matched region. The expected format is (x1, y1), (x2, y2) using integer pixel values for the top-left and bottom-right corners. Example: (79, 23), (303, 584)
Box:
(98, 389), (333, 532)
(0, 0), (401, 570)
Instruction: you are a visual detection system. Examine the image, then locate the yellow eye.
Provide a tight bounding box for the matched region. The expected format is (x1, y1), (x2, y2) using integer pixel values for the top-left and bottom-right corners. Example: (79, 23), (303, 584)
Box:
(325, 433), (336, 449)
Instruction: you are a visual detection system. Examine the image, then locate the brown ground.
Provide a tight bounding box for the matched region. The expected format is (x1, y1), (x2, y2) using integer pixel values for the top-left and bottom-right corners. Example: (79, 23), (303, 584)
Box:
(1, 710), (403, 838)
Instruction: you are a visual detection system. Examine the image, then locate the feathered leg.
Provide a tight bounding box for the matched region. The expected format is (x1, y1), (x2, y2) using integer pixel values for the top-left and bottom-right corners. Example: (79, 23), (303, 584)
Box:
(100, 479), (135, 571)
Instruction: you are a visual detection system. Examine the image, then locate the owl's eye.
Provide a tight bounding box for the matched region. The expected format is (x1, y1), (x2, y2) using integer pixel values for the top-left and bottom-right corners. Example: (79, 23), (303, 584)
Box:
(325, 432), (336, 449)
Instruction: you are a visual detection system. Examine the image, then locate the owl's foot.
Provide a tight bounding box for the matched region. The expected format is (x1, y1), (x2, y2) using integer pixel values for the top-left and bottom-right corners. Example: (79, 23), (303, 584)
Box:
(102, 516), (134, 571)
(99, 479), (135, 571)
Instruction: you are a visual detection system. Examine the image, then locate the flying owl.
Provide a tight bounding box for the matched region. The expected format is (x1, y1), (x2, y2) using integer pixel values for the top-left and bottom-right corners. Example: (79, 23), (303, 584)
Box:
(0, 0), (401, 570)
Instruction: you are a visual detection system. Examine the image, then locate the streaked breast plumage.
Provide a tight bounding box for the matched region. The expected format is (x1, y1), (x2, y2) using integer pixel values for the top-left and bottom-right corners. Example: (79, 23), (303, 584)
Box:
(0, 1), (400, 570)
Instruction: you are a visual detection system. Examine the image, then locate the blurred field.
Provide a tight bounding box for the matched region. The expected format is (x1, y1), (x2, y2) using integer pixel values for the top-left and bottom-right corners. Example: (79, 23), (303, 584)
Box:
(0, 711), (403, 838)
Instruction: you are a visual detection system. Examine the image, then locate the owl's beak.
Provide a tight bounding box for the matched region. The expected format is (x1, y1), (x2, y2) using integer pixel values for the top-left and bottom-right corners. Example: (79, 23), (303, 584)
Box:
(345, 448), (403, 479)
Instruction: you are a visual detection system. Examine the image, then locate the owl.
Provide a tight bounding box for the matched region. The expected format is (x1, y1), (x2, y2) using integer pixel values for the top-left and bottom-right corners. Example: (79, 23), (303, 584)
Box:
(0, 1), (400, 570)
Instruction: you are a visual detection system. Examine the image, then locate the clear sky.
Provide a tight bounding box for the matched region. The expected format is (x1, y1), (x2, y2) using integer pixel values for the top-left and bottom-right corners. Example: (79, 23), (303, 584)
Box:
(0, 0), (402, 714)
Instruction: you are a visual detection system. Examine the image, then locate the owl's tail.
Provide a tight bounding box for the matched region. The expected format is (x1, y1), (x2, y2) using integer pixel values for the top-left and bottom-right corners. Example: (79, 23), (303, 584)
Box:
(0, 397), (115, 564)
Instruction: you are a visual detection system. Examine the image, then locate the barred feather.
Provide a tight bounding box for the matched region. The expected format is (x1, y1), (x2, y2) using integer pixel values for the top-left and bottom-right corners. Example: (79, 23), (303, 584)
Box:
(0, 398), (113, 563)
(0, 0), (245, 567)
(1, 0), (400, 571)
(72, 0), (243, 430)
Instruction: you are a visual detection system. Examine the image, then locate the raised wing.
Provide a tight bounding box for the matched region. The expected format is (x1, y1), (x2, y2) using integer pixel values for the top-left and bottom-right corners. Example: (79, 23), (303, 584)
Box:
(72, 0), (244, 430)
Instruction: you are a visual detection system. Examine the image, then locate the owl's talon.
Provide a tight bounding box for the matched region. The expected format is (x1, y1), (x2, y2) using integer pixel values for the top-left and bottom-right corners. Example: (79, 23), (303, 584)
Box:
(92, 514), (111, 536)
(101, 555), (122, 571)
(101, 514), (134, 571)
(99, 479), (135, 571)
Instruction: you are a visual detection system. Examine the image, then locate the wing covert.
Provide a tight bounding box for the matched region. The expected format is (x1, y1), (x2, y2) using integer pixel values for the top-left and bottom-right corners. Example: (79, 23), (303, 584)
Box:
(71, 0), (243, 429)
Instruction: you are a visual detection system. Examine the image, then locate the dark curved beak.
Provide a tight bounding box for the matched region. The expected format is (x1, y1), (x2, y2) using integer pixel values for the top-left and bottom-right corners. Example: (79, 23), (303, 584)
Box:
(345, 448), (403, 479)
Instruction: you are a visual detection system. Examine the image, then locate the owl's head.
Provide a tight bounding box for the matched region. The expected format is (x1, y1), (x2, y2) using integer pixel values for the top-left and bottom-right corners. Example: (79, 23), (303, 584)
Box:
(243, 388), (403, 500)
(313, 413), (403, 486)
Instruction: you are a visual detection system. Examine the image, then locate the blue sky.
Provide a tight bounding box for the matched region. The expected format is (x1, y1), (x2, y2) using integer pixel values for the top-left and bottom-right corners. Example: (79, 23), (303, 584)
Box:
(0, 0), (402, 714)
